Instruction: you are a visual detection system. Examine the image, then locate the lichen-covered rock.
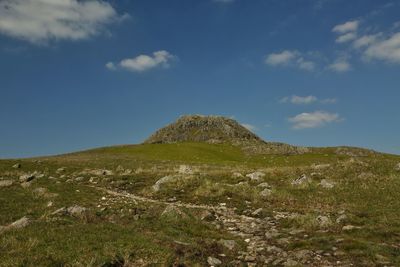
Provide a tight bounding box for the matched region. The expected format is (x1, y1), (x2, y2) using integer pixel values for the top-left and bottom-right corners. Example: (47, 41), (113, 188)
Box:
(19, 174), (35, 183)
(320, 179), (335, 189)
(152, 175), (177, 192)
(246, 171), (266, 181)
(0, 180), (13, 188)
(291, 174), (311, 186)
(207, 256), (222, 266)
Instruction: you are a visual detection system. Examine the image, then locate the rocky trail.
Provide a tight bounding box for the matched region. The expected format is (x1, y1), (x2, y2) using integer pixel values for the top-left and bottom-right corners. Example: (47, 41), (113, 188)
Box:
(94, 185), (352, 266)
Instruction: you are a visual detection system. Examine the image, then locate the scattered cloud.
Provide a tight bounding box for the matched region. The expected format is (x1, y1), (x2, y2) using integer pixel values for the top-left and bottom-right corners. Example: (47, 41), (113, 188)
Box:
(364, 32), (400, 63)
(265, 50), (316, 71)
(332, 20), (359, 33)
(336, 32), (357, 43)
(241, 123), (257, 132)
(105, 62), (116, 71)
(0, 0), (123, 44)
(107, 51), (176, 73)
(265, 50), (298, 66)
(280, 95), (337, 105)
(353, 34), (380, 49)
(280, 95), (317, 105)
(328, 58), (351, 72)
(289, 111), (342, 129)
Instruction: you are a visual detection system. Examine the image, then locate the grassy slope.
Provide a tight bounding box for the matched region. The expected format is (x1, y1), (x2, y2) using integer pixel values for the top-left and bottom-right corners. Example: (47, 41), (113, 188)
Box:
(1, 142), (400, 266)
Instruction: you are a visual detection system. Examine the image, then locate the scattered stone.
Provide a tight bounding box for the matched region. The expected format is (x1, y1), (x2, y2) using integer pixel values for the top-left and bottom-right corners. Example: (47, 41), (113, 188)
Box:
(178, 165), (194, 174)
(33, 187), (47, 196)
(283, 259), (299, 266)
(316, 215), (331, 227)
(0, 180), (13, 188)
(246, 171), (266, 181)
(336, 214), (347, 224)
(74, 176), (84, 182)
(342, 225), (361, 231)
(291, 174), (311, 186)
(312, 163), (330, 170)
(52, 205), (87, 218)
(12, 163), (21, 169)
(7, 216), (30, 230)
(122, 169), (132, 175)
(232, 172), (243, 178)
(207, 256), (222, 266)
(56, 167), (66, 174)
(20, 182), (32, 188)
(251, 208), (263, 217)
(152, 175), (177, 192)
(320, 179), (335, 189)
(395, 163), (400, 171)
(219, 239), (236, 250)
(47, 201), (53, 207)
(200, 210), (216, 221)
(19, 174), (35, 183)
(260, 188), (272, 197)
(116, 165), (124, 172)
(257, 182), (270, 188)
(161, 205), (187, 219)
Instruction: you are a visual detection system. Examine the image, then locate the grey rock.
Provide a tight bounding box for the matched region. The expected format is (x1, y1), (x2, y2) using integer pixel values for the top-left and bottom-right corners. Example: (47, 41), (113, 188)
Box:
(316, 215), (331, 227)
(336, 214), (347, 224)
(9, 216), (30, 229)
(20, 182), (32, 188)
(207, 256), (222, 266)
(257, 182), (270, 188)
(0, 180), (13, 188)
(56, 167), (66, 174)
(320, 179), (335, 189)
(178, 165), (194, 174)
(291, 174), (311, 186)
(342, 225), (361, 231)
(152, 175), (176, 192)
(395, 163), (400, 171)
(260, 188), (272, 197)
(12, 163), (21, 169)
(19, 174), (35, 183)
(246, 171), (266, 181)
(161, 205), (187, 219)
(219, 239), (236, 250)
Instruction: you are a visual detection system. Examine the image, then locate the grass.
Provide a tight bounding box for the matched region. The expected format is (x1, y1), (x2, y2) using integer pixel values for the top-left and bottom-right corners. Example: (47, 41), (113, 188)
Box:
(0, 142), (400, 265)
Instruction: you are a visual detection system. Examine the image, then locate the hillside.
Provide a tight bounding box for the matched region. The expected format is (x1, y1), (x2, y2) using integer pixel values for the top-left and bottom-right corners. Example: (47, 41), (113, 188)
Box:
(0, 115), (399, 266)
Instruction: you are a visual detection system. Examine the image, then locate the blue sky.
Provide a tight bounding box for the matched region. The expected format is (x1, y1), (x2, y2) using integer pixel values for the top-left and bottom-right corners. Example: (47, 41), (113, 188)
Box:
(0, 0), (399, 158)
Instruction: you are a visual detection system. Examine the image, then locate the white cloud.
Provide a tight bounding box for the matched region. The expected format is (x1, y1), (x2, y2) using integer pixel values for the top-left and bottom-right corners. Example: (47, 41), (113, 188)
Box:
(353, 34), (380, 48)
(332, 20), (359, 33)
(328, 58), (351, 72)
(336, 32), (357, 43)
(0, 0), (121, 44)
(241, 123), (257, 132)
(105, 62), (116, 71)
(297, 58), (316, 71)
(265, 50), (298, 66)
(280, 95), (318, 105)
(108, 50), (176, 72)
(265, 50), (316, 71)
(364, 32), (400, 63)
(288, 111), (341, 129)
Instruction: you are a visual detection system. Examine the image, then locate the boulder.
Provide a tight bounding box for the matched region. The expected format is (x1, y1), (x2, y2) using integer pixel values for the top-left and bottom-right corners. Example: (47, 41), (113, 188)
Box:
(0, 180), (13, 188)
(320, 179), (335, 189)
(257, 182), (270, 188)
(178, 165), (194, 174)
(395, 163), (400, 171)
(342, 225), (361, 231)
(161, 205), (187, 219)
(52, 205), (87, 218)
(260, 188), (272, 197)
(152, 175), (176, 192)
(316, 215), (331, 227)
(12, 163), (21, 169)
(56, 167), (66, 174)
(19, 174), (35, 183)
(8, 216), (30, 230)
(291, 174), (311, 186)
(207, 256), (222, 266)
(246, 171), (266, 181)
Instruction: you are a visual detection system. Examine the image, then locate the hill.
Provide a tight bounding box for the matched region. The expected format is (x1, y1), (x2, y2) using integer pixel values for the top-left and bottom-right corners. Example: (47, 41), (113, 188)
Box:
(0, 115), (399, 266)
